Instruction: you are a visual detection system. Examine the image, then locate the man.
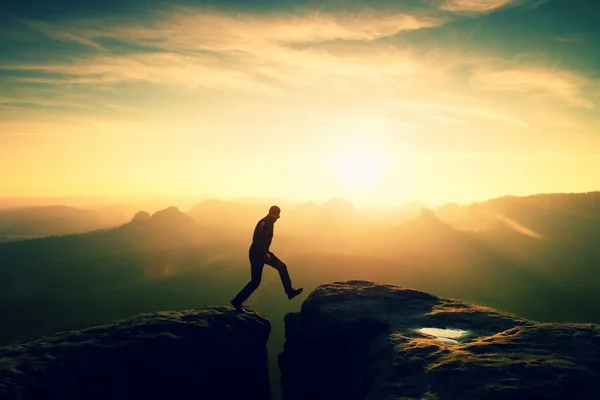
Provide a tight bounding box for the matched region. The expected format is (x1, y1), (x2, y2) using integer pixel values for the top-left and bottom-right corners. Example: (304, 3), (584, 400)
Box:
(230, 205), (303, 312)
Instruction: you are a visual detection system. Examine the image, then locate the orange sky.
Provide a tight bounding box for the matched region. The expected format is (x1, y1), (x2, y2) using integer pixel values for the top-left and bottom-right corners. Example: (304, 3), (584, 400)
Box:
(1, 0), (599, 207)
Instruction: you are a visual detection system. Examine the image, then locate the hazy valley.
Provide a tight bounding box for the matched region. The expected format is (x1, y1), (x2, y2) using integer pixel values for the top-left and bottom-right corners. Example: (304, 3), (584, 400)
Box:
(1, 192), (599, 398)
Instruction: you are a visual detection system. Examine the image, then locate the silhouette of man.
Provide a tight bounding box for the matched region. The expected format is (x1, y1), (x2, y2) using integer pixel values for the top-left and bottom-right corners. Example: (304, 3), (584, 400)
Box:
(231, 205), (303, 312)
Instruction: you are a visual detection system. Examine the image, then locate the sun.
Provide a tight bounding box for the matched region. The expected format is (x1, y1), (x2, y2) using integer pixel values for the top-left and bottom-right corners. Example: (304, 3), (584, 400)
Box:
(332, 152), (387, 190)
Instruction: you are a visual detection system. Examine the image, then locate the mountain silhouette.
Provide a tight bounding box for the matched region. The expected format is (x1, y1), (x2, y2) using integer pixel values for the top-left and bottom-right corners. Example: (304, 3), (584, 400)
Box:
(130, 210), (151, 223)
(121, 206), (198, 234)
(0, 205), (129, 241)
(0, 206), (224, 346)
(1, 192), (600, 394)
(437, 192), (600, 239)
(187, 198), (270, 228)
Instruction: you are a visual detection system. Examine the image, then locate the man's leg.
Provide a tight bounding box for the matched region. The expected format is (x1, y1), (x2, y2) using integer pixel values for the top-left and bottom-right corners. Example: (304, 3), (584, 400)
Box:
(231, 253), (264, 311)
(265, 252), (303, 300)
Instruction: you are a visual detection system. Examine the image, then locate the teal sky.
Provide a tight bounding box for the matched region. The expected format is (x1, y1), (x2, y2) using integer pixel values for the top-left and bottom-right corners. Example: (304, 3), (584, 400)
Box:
(1, 0), (599, 207)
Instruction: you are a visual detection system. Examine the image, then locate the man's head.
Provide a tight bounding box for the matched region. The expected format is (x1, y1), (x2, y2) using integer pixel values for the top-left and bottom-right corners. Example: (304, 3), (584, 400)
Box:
(268, 205), (281, 221)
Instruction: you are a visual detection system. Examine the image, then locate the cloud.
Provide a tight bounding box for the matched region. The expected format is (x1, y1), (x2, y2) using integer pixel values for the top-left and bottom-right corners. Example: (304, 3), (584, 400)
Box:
(439, 0), (522, 14)
(0, 6), (447, 93)
(0, 7), (447, 98)
(398, 100), (531, 128)
(29, 7), (442, 53)
(3, 54), (287, 96)
(0, 95), (90, 110)
(2, 2), (597, 131)
(556, 35), (583, 43)
(472, 67), (595, 109)
(26, 21), (107, 51)
(523, 0), (551, 10)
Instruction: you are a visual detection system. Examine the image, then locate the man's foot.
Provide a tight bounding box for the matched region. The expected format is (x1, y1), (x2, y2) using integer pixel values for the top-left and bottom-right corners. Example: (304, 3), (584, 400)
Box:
(230, 299), (245, 313)
(287, 288), (303, 300)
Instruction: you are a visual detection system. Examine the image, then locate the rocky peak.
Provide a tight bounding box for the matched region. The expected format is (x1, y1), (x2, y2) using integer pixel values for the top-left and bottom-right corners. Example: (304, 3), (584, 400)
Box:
(322, 197), (357, 218)
(279, 280), (600, 400)
(2, 282), (599, 400)
(130, 210), (151, 223)
(0, 307), (272, 400)
(148, 206), (194, 225)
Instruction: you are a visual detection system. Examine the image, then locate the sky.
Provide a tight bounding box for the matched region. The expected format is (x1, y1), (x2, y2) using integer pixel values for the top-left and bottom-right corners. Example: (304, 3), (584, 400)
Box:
(1, 0), (599, 207)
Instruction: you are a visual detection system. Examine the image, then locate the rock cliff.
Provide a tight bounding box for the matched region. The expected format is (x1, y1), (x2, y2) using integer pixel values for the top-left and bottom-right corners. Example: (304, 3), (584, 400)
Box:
(3, 281), (599, 400)
(0, 307), (271, 400)
(279, 280), (600, 400)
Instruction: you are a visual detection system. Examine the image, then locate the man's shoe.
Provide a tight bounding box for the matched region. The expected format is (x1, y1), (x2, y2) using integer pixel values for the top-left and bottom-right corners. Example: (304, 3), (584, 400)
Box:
(287, 288), (303, 300)
(230, 299), (245, 313)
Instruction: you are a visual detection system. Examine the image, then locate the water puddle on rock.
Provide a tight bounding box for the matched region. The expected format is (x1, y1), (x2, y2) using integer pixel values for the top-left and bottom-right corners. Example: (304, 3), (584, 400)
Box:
(416, 328), (468, 344)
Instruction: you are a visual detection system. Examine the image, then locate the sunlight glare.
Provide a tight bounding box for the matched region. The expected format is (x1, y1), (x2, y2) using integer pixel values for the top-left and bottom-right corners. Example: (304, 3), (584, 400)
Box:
(332, 152), (387, 190)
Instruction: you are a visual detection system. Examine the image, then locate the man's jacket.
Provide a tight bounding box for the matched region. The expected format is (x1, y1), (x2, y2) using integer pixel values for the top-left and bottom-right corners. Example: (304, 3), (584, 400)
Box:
(251, 215), (275, 253)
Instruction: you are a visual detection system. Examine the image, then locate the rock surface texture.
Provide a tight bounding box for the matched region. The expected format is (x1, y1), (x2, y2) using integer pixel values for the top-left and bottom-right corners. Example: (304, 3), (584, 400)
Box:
(279, 280), (600, 400)
(0, 307), (271, 400)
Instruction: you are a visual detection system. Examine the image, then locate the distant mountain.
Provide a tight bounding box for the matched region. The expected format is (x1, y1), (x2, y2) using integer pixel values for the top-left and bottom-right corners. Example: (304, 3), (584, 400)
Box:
(123, 206), (198, 231)
(0, 207), (205, 283)
(370, 208), (472, 264)
(0, 205), (131, 242)
(189, 197), (363, 225)
(187, 198), (272, 229)
(0, 196), (208, 213)
(386, 201), (431, 224)
(320, 197), (358, 222)
(0, 196), (132, 209)
(0, 206), (238, 345)
(91, 206), (206, 253)
(436, 192), (600, 240)
(281, 198), (360, 227)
